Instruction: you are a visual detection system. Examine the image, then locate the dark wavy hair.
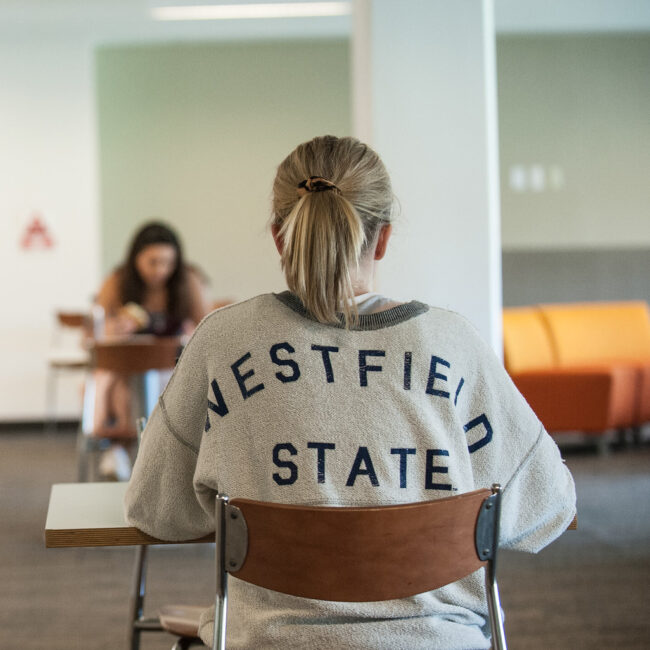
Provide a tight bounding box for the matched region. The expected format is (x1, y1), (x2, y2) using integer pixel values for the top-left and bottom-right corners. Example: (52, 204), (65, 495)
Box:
(119, 221), (189, 322)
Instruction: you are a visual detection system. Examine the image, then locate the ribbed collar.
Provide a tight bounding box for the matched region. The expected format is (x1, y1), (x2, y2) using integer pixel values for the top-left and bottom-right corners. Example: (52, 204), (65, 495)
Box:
(273, 291), (429, 331)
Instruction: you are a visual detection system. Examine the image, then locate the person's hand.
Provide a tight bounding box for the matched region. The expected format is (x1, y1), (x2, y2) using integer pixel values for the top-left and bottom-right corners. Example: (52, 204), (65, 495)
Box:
(114, 313), (140, 335)
(121, 303), (150, 330)
(104, 313), (139, 336)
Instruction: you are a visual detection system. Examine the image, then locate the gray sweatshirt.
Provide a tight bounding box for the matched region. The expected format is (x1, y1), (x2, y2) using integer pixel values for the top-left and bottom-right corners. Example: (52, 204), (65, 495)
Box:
(125, 292), (576, 649)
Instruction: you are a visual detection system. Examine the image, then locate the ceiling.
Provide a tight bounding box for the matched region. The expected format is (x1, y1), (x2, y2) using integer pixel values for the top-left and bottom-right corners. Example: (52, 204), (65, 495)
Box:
(0, 0), (649, 42)
(495, 0), (650, 33)
(0, 0), (351, 42)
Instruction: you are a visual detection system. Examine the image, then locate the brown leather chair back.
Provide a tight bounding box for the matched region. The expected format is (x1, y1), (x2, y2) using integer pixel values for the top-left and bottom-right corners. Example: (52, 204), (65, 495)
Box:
(57, 311), (86, 328)
(91, 337), (181, 374)
(228, 488), (492, 602)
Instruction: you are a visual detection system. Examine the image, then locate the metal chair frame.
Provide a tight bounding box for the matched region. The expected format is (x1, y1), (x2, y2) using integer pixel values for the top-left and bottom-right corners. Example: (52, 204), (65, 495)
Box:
(165, 485), (507, 650)
(129, 544), (164, 650)
(45, 311), (89, 433)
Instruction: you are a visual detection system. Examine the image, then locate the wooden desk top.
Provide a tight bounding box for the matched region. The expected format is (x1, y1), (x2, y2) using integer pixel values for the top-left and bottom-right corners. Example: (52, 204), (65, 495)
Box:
(45, 482), (576, 549)
(45, 483), (212, 548)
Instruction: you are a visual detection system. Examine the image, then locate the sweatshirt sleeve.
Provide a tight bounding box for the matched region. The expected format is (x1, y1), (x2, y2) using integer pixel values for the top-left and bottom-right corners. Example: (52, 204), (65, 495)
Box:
(124, 321), (214, 541)
(499, 424), (576, 552)
(457, 315), (576, 554)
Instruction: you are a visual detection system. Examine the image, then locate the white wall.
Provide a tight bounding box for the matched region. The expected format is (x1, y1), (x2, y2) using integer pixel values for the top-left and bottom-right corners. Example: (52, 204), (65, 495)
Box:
(358, 0), (503, 352)
(0, 34), (100, 420)
(498, 34), (650, 251)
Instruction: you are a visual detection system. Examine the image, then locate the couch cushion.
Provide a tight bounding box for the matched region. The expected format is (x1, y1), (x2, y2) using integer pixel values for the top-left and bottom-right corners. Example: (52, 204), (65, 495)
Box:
(503, 307), (556, 374)
(539, 301), (650, 366)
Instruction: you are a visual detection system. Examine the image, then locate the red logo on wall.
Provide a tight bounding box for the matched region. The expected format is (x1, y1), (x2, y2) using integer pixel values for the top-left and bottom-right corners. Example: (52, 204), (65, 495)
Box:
(21, 214), (54, 250)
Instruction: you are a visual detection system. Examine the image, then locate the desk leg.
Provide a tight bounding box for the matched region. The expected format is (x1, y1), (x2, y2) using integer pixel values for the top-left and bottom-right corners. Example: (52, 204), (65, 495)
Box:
(128, 545), (164, 650)
(129, 545), (147, 650)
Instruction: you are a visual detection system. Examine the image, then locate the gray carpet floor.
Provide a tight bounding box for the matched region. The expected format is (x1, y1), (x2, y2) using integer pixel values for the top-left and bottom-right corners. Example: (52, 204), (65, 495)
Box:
(1, 428), (648, 649)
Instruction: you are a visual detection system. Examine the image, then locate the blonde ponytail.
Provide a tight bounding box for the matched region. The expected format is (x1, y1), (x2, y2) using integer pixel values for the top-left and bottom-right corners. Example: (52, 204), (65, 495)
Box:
(272, 136), (393, 328)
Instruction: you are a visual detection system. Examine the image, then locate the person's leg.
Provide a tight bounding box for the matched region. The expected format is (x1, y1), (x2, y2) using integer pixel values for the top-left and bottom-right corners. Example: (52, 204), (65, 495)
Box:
(111, 374), (134, 433)
(92, 369), (116, 431)
(110, 374), (134, 479)
(96, 372), (134, 480)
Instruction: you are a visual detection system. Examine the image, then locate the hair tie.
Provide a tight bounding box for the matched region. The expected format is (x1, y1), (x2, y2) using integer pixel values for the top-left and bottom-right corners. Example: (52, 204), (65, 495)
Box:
(297, 176), (341, 197)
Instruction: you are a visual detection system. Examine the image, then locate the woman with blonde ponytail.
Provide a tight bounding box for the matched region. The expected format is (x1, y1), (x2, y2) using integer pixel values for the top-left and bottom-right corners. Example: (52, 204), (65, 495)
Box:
(271, 136), (395, 327)
(126, 136), (575, 650)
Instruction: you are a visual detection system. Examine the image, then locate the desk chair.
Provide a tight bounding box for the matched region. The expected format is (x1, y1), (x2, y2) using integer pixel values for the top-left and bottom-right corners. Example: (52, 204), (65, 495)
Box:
(78, 337), (181, 481)
(159, 485), (507, 650)
(45, 311), (90, 433)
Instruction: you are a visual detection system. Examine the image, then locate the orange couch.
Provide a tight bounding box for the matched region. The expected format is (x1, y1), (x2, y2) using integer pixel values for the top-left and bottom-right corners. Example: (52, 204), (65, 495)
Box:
(538, 301), (650, 425)
(503, 301), (650, 434)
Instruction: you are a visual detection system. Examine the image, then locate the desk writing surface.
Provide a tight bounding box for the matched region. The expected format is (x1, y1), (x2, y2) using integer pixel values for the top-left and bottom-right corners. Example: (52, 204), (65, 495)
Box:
(46, 482), (575, 549)
(46, 482), (129, 531)
(45, 482), (212, 548)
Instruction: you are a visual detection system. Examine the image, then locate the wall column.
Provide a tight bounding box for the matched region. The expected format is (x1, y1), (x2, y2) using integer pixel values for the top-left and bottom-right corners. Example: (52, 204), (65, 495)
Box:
(352, 0), (503, 353)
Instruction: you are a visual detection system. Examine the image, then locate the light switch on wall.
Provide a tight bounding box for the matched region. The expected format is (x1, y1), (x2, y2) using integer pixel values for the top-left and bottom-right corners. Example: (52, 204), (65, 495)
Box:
(529, 164), (546, 192)
(509, 165), (527, 192)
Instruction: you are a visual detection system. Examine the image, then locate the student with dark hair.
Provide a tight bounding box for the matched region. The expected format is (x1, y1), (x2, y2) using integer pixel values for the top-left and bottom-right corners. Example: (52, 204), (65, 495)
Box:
(93, 221), (210, 478)
(125, 136), (575, 648)
(96, 221), (209, 338)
